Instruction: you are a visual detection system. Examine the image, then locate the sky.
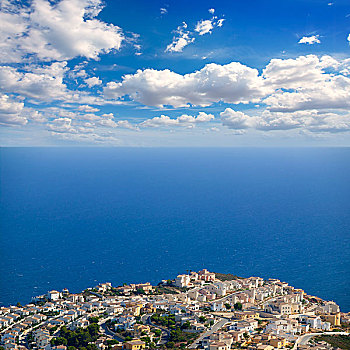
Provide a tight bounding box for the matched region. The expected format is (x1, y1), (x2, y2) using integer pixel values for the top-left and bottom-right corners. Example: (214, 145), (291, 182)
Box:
(0, 0), (350, 146)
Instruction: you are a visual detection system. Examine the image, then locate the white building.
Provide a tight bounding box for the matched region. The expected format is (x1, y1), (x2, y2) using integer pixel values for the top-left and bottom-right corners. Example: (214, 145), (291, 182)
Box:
(174, 274), (191, 288)
(47, 290), (60, 301)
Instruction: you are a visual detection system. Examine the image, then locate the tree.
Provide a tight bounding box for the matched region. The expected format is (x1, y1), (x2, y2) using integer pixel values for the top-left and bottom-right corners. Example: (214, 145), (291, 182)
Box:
(180, 321), (191, 330)
(88, 316), (99, 324)
(199, 316), (207, 323)
(224, 303), (231, 310)
(51, 337), (68, 346)
(234, 302), (242, 310)
(86, 344), (98, 350)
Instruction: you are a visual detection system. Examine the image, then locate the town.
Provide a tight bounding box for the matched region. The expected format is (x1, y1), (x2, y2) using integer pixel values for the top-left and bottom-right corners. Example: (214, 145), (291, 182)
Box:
(1, 270), (349, 350)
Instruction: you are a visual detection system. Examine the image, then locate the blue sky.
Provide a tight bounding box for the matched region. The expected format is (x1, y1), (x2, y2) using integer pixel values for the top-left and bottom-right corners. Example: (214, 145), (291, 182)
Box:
(0, 0), (350, 146)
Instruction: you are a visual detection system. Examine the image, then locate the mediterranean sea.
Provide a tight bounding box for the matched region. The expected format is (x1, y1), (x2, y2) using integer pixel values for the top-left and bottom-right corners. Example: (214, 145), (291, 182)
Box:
(0, 148), (349, 311)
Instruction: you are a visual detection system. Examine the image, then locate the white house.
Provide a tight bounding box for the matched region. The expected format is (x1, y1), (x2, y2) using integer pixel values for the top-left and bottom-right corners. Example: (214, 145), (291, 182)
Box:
(47, 290), (60, 301)
(174, 274), (191, 288)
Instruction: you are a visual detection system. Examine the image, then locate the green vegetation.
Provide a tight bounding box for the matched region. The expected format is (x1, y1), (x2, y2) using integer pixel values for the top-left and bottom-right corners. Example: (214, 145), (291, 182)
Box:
(225, 303), (231, 310)
(199, 316), (207, 323)
(51, 324), (99, 350)
(315, 335), (350, 350)
(151, 313), (176, 328)
(153, 285), (179, 295)
(180, 321), (191, 330)
(215, 272), (240, 281)
(106, 340), (119, 346)
(167, 327), (197, 347)
(152, 329), (162, 337)
(88, 317), (99, 324)
(234, 302), (243, 310)
(150, 312), (198, 348)
(49, 325), (59, 335)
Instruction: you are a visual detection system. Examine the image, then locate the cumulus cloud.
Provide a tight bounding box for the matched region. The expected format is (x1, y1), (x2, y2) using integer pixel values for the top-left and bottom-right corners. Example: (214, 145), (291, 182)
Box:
(348, 33), (350, 44)
(220, 109), (257, 129)
(0, 62), (69, 101)
(220, 108), (350, 133)
(263, 55), (350, 112)
(0, 62), (111, 105)
(195, 19), (214, 35)
(103, 55), (350, 131)
(104, 62), (268, 107)
(217, 18), (225, 27)
(160, 7), (168, 15)
(194, 15), (225, 35)
(77, 105), (100, 112)
(115, 120), (139, 130)
(48, 118), (119, 143)
(141, 112), (214, 127)
(0, 93), (27, 126)
(46, 109), (125, 142)
(165, 13), (224, 52)
(85, 76), (102, 87)
(165, 22), (195, 53)
(0, 0), (124, 63)
(298, 35), (321, 45)
(48, 117), (77, 133)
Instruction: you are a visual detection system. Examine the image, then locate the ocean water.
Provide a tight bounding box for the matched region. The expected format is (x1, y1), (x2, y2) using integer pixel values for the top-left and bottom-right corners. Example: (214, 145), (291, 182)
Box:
(0, 148), (349, 311)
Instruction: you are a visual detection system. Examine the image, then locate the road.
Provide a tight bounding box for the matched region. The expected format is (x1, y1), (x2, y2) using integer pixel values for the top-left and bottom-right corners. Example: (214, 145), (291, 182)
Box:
(142, 314), (170, 345)
(292, 332), (349, 350)
(99, 321), (125, 342)
(188, 318), (228, 349)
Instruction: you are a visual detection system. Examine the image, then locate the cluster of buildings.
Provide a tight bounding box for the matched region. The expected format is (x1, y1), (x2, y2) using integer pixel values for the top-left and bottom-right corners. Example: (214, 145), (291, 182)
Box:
(1, 270), (348, 350)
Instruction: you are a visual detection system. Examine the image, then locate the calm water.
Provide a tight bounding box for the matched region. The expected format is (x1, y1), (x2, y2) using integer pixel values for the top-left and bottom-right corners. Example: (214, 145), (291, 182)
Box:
(0, 148), (349, 311)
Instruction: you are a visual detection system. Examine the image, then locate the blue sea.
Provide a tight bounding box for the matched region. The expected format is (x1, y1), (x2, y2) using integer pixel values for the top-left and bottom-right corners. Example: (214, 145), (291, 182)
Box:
(0, 148), (349, 311)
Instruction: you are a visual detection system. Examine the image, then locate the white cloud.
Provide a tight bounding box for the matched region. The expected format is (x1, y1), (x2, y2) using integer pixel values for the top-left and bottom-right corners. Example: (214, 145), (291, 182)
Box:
(0, 93), (27, 126)
(256, 110), (302, 130)
(208, 8), (215, 14)
(0, 0), (124, 63)
(47, 109), (122, 139)
(77, 105), (100, 112)
(263, 55), (350, 112)
(348, 33), (350, 44)
(0, 62), (69, 101)
(220, 108), (350, 134)
(298, 35), (321, 45)
(85, 76), (102, 87)
(0, 62), (110, 105)
(217, 18), (225, 27)
(48, 117), (77, 133)
(195, 19), (214, 35)
(160, 7), (168, 15)
(194, 16), (225, 35)
(220, 108), (257, 129)
(165, 14), (224, 53)
(141, 112), (214, 128)
(104, 54), (350, 124)
(165, 22), (195, 53)
(104, 62), (268, 107)
(115, 120), (140, 130)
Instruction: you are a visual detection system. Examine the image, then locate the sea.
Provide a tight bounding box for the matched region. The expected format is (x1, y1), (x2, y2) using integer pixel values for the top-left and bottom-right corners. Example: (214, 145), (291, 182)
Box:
(0, 148), (349, 311)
